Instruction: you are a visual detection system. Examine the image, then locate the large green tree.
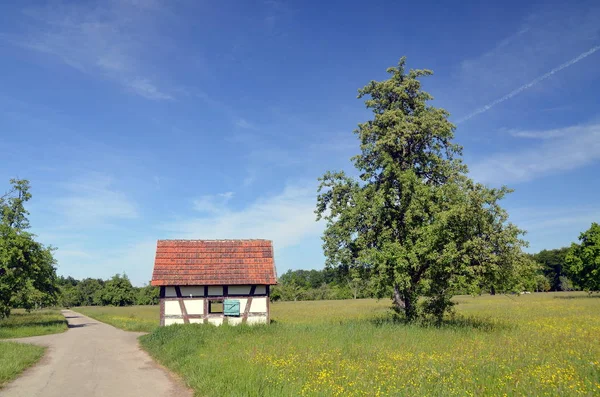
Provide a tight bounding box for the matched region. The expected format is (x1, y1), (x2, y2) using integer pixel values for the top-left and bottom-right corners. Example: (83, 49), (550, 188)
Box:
(0, 179), (58, 318)
(77, 278), (105, 306)
(316, 58), (530, 322)
(565, 222), (600, 293)
(97, 273), (135, 306)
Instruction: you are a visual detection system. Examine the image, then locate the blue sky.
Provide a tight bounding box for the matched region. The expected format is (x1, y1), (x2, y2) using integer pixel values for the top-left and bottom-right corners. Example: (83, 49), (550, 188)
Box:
(1, 0), (599, 286)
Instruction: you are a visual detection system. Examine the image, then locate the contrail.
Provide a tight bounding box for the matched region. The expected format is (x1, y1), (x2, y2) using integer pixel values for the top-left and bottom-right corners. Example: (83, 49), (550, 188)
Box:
(457, 45), (600, 123)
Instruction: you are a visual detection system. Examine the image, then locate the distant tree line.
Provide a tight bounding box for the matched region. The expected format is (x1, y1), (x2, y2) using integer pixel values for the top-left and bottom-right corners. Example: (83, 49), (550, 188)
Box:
(272, 222), (600, 302)
(56, 274), (159, 307)
(271, 268), (376, 301)
(528, 248), (573, 292)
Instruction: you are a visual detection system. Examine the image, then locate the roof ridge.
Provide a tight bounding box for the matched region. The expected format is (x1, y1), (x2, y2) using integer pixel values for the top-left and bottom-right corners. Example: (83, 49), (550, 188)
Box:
(157, 239), (272, 242)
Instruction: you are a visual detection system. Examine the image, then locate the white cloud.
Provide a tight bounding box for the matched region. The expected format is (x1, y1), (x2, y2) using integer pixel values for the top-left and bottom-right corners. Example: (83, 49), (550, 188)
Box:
(453, 4), (600, 120)
(164, 182), (322, 249)
(126, 78), (173, 100)
(507, 124), (590, 139)
(507, 205), (600, 252)
(56, 173), (138, 225)
(235, 118), (257, 130)
(193, 192), (234, 213)
(242, 169), (257, 187)
(470, 123), (600, 184)
(54, 240), (157, 286)
(457, 45), (600, 123)
(511, 205), (600, 232)
(12, 1), (172, 100)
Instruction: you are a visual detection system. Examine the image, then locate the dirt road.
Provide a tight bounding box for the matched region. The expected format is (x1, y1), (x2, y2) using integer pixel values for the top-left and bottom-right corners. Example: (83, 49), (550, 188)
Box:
(2, 310), (191, 397)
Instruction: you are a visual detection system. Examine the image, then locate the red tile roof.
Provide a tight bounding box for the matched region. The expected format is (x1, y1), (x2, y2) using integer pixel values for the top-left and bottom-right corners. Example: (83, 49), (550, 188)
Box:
(151, 240), (277, 286)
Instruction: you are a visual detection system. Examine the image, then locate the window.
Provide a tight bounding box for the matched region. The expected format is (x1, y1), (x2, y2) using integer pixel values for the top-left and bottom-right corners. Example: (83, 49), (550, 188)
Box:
(208, 299), (241, 316)
(224, 299), (240, 316)
(209, 300), (224, 314)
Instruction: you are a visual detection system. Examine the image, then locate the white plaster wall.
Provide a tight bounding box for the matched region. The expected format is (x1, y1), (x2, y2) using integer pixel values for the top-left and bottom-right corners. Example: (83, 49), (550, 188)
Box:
(165, 300), (182, 316)
(255, 285), (266, 295)
(250, 297), (268, 313)
(236, 298), (248, 312)
(208, 286), (223, 296)
(189, 319), (203, 324)
(229, 285), (251, 295)
(208, 317), (223, 326)
(180, 286), (204, 297)
(184, 299), (204, 315)
(165, 318), (184, 326)
(247, 315), (268, 325)
(228, 317), (243, 326)
(165, 286), (177, 297)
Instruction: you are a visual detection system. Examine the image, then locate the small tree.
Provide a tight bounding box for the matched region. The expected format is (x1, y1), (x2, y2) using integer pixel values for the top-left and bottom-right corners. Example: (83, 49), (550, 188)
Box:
(565, 223), (600, 293)
(316, 58), (529, 323)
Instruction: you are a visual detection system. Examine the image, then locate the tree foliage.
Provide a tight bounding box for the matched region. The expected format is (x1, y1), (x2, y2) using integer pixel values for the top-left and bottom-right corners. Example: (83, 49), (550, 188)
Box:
(97, 273), (136, 306)
(136, 282), (160, 305)
(531, 247), (570, 291)
(316, 58), (530, 323)
(57, 277), (106, 307)
(565, 222), (600, 293)
(0, 179), (58, 318)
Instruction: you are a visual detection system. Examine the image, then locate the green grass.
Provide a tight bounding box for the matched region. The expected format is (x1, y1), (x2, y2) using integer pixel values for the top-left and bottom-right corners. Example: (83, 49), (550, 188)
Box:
(0, 309), (67, 388)
(0, 309), (68, 339)
(0, 342), (45, 388)
(79, 294), (600, 396)
(75, 305), (159, 332)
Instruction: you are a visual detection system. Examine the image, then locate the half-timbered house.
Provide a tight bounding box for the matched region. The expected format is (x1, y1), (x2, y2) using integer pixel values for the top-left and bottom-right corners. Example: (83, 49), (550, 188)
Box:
(151, 239), (277, 326)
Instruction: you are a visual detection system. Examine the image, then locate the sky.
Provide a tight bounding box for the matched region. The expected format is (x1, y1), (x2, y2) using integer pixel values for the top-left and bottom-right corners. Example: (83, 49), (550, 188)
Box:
(1, 0), (599, 286)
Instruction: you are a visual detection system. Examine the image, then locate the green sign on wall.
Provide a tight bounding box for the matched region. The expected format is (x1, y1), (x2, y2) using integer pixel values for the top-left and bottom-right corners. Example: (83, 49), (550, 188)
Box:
(224, 299), (240, 316)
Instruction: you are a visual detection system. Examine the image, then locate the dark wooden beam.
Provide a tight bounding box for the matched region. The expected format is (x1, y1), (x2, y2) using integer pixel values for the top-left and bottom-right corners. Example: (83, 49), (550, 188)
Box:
(174, 286), (190, 324)
(159, 286), (165, 326)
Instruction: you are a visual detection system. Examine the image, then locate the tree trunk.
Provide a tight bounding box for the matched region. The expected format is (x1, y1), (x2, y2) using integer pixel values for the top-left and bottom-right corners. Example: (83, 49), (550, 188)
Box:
(392, 284), (404, 310)
(393, 284), (418, 322)
(404, 295), (417, 321)
(490, 285), (496, 296)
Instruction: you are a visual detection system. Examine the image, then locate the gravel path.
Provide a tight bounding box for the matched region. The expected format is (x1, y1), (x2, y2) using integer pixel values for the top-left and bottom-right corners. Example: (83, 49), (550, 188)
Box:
(1, 310), (192, 397)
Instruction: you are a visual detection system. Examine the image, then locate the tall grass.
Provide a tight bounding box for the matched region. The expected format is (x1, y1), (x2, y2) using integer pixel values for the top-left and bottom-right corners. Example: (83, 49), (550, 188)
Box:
(0, 343), (45, 388)
(79, 294), (600, 396)
(0, 309), (68, 339)
(0, 309), (67, 389)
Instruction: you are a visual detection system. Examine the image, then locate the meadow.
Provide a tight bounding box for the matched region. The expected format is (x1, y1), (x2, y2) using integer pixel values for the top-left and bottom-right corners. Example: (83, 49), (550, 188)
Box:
(78, 293), (600, 396)
(76, 305), (159, 332)
(0, 309), (68, 388)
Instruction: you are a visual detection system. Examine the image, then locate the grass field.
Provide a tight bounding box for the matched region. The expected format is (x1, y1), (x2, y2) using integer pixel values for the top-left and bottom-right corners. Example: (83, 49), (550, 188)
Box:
(0, 309), (68, 339)
(0, 342), (45, 388)
(0, 309), (68, 388)
(76, 305), (158, 332)
(79, 293), (600, 396)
